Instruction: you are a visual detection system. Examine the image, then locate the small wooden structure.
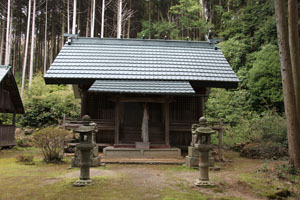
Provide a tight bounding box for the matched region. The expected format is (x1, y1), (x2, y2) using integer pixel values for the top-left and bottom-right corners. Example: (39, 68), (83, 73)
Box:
(45, 38), (238, 152)
(0, 65), (24, 148)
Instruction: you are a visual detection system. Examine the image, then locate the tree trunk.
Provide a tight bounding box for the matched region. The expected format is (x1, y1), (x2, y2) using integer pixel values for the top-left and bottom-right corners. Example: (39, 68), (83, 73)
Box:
(85, 0), (90, 37)
(274, 0), (300, 169)
(72, 0), (77, 34)
(5, 0), (11, 65)
(29, 0), (36, 87)
(101, 0), (105, 38)
(61, 1), (64, 48)
(43, 0), (47, 74)
(21, 0), (32, 96)
(288, 0), (300, 121)
(127, 0), (131, 38)
(91, 0), (95, 37)
(0, 22), (4, 65)
(67, 0), (70, 34)
(8, 4), (13, 66)
(117, 0), (122, 38)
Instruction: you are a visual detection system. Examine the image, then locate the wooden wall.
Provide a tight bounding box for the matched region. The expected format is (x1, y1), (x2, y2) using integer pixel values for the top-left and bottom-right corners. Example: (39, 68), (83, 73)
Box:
(0, 125), (15, 147)
(85, 93), (204, 147)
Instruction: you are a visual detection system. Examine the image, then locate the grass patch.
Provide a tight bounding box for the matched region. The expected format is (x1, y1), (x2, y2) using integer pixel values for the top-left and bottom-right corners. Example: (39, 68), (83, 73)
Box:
(238, 173), (287, 197)
(162, 187), (207, 200)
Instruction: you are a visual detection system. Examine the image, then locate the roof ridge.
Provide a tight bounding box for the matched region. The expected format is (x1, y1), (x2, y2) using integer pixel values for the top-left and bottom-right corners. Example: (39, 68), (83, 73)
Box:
(69, 37), (217, 49)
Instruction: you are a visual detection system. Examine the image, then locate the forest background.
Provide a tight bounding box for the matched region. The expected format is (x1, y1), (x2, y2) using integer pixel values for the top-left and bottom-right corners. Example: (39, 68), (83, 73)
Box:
(0, 0), (298, 160)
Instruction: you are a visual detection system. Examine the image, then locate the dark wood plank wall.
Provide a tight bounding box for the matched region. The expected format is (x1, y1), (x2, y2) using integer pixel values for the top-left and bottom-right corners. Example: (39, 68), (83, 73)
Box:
(0, 125), (15, 147)
(169, 96), (203, 147)
(0, 85), (15, 113)
(85, 93), (203, 146)
(86, 93), (115, 143)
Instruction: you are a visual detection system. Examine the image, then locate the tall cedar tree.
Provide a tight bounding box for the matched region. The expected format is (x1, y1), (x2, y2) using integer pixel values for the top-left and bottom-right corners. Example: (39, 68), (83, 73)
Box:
(274, 0), (300, 169)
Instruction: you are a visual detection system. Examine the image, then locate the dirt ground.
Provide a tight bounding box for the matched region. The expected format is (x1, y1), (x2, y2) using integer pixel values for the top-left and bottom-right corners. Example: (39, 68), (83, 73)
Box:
(0, 147), (299, 200)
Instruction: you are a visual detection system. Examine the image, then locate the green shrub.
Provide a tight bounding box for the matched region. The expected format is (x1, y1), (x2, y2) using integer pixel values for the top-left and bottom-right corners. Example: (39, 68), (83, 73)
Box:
(205, 88), (253, 126)
(248, 44), (283, 111)
(32, 127), (72, 162)
(20, 74), (80, 127)
(0, 113), (13, 125)
(240, 142), (288, 160)
(16, 154), (34, 165)
(16, 136), (33, 147)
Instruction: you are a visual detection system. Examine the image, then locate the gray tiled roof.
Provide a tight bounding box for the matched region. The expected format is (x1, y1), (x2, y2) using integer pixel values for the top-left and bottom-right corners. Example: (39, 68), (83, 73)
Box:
(44, 38), (239, 87)
(89, 80), (195, 94)
(0, 65), (10, 83)
(0, 65), (25, 114)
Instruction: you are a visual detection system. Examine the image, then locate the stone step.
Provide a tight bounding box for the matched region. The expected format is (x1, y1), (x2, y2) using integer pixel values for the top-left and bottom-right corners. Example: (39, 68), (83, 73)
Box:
(103, 146), (182, 158)
(102, 157), (185, 165)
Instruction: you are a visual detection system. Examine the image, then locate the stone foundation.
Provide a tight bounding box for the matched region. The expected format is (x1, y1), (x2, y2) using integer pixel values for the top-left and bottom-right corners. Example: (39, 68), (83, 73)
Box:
(103, 147), (181, 158)
(185, 146), (199, 168)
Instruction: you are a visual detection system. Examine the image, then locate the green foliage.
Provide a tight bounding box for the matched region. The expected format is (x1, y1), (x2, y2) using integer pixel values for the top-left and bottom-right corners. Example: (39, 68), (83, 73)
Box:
(170, 0), (212, 38)
(16, 136), (33, 147)
(137, 20), (179, 40)
(138, 0), (211, 40)
(152, 20), (179, 39)
(205, 88), (252, 126)
(206, 89), (287, 149)
(218, 36), (251, 71)
(275, 164), (300, 178)
(20, 74), (80, 128)
(0, 113), (13, 125)
(248, 44), (283, 111)
(32, 127), (71, 162)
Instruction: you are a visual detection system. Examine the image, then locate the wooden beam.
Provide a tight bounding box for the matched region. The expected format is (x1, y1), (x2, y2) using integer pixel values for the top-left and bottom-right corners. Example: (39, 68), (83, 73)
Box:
(164, 102), (170, 147)
(200, 96), (204, 117)
(218, 120), (224, 161)
(114, 101), (120, 145)
(110, 96), (173, 103)
(80, 87), (88, 117)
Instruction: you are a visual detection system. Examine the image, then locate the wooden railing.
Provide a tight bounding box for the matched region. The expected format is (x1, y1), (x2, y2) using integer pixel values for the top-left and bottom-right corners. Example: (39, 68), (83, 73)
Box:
(62, 118), (115, 131)
(0, 125), (15, 147)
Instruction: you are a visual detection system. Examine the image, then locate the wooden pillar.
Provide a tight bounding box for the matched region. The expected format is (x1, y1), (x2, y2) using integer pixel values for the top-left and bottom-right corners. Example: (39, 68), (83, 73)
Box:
(218, 120), (224, 161)
(164, 102), (170, 147)
(114, 101), (120, 145)
(80, 87), (88, 117)
(199, 96), (205, 117)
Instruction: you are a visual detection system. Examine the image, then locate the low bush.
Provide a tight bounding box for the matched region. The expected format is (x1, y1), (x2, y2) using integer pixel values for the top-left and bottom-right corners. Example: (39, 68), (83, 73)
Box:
(16, 136), (33, 147)
(240, 142), (288, 160)
(32, 127), (72, 162)
(206, 88), (287, 159)
(16, 154), (34, 165)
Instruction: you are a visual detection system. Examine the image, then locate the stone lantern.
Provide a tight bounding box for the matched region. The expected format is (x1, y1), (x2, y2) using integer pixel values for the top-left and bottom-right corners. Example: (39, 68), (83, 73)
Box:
(73, 115), (96, 186)
(191, 117), (216, 187)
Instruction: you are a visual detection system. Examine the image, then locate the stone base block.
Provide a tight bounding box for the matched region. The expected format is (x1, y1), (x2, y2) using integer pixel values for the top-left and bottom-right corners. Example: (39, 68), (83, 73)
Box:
(185, 156), (199, 168)
(73, 179), (92, 187)
(135, 142), (150, 149)
(103, 147), (181, 157)
(188, 146), (200, 157)
(194, 179), (215, 187)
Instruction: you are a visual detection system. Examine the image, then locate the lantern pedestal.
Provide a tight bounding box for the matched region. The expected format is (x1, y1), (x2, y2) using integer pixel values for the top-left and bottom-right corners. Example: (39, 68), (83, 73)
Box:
(73, 179), (93, 186)
(190, 117), (216, 187)
(72, 115), (96, 187)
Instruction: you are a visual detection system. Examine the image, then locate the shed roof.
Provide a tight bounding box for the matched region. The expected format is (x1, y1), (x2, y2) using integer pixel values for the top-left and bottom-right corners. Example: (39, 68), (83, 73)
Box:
(44, 38), (239, 88)
(89, 80), (195, 95)
(0, 65), (25, 114)
(0, 65), (10, 82)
